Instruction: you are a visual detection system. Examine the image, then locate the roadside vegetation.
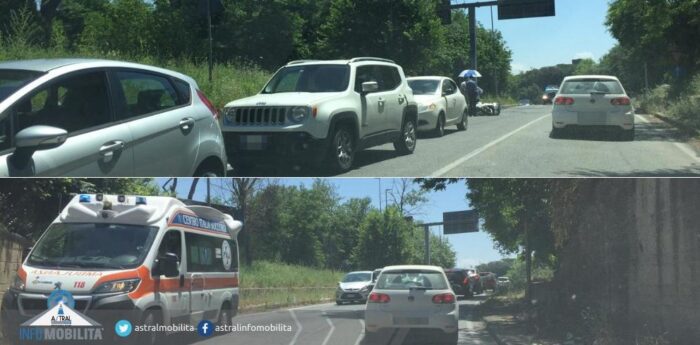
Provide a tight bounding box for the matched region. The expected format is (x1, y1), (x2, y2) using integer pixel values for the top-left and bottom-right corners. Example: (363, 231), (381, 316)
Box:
(239, 261), (343, 310)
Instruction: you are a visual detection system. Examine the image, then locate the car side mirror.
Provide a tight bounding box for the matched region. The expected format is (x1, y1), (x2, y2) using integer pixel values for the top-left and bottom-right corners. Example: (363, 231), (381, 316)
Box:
(10, 125), (68, 168)
(15, 125), (68, 150)
(154, 252), (180, 278)
(22, 247), (32, 261)
(361, 81), (379, 94)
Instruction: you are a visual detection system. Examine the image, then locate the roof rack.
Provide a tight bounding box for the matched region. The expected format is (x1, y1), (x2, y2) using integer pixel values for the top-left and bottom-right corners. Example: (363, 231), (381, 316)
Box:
(287, 60), (320, 65)
(349, 57), (396, 64)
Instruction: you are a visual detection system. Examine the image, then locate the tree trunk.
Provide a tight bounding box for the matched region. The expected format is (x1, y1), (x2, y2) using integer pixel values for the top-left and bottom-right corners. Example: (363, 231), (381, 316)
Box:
(524, 217), (532, 301)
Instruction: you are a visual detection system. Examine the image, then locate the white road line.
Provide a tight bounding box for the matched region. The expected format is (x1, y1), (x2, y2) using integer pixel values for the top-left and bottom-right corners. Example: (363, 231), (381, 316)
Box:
(430, 114), (549, 176)
(289, 302), (334, 311)
(354, 319), (365, 345)
(636, 114), (700, 163)
(321, 315), (335, 345)
(288, 310), (302, 345)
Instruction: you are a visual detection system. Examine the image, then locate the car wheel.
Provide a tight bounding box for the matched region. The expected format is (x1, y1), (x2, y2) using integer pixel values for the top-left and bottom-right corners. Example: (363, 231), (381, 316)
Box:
(457, 110), (468, 131)
(140, 310), (163, 345)
(621, 127), (634, 141)
(364, 328), (380, 345)
(336, 300), (343, 305)
(328, 126), (355, 173)
(394, 119), (417, 154)
(550, 126), (564, 139)
(434, 113), (445, 137)
(441, 331), (459, 345)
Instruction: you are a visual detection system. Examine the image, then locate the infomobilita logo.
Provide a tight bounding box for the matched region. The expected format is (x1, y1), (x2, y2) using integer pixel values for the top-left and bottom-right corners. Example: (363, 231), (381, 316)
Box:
(19, 290), (103, 341)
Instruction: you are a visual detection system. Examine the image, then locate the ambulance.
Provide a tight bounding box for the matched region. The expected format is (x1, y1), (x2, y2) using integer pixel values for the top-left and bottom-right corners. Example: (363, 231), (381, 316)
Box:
(1, 194), (242, 344)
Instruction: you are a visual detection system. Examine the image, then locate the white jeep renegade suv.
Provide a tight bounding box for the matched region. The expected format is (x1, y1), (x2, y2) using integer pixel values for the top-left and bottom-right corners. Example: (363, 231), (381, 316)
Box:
(221, 57), (418, 174)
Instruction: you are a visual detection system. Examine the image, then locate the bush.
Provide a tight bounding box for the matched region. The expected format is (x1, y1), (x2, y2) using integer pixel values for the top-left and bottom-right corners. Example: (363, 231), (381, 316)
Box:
(637, 84), (671, 114)
(667, 75), (700, 131)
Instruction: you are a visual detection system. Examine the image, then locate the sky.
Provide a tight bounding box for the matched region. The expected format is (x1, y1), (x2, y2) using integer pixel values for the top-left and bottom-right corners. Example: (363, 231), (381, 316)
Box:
(155, 178), (510, 269)
(467, 0), (618, 73)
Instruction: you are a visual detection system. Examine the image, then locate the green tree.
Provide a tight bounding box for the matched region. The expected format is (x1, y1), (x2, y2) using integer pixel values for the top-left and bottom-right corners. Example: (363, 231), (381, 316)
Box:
(353, 207), (415, 269)
(317, 0), (445, 74)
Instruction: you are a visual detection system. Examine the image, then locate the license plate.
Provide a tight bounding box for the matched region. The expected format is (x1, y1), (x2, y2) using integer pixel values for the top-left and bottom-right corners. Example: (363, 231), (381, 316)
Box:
(346, 294), (359, 299)
(240, 135), (267, 150)
(394, 317), (428, 325)
(577, 112), (607, 124)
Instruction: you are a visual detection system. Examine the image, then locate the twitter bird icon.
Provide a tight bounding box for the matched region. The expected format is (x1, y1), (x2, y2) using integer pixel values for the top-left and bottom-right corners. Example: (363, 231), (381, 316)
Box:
(115, 320), (133, 337)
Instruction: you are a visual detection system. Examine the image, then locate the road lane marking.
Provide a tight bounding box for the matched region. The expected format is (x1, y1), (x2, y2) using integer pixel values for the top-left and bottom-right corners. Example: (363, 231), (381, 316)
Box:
(289, 302), (334, 311)
(321, 316), (335, 345)
(430, 114), (550, 176)
(288, 310), (302, 345)
(636, 114), (700, 163)
(354, 319), (365, 345)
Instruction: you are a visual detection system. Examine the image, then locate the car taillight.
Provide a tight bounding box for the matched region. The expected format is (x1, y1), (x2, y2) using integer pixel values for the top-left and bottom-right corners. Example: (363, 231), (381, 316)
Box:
(554, 96), (574, 105)
(432, 293), (456, 304)
(197, 90), (219, 120)
(610, 97), (631, 106)
(368, 292), (391, 303)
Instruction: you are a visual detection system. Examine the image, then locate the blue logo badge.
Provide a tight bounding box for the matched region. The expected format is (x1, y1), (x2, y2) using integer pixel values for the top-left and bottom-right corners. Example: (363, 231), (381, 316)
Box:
(115, 320), (133, 337)
(47, 289), (75, 309)
(197, 320), (214, 337)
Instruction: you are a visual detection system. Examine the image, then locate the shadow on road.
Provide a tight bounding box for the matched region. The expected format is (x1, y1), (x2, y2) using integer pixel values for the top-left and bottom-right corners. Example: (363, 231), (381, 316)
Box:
(559, 166), (700, 177)
(548, 121), (693, 144)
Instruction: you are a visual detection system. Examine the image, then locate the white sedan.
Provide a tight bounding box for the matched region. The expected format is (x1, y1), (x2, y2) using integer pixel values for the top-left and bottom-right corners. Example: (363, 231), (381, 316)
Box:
(551, 75), (635, 141)
(364, 265), (459, 345)
(407, 77), (468, 137)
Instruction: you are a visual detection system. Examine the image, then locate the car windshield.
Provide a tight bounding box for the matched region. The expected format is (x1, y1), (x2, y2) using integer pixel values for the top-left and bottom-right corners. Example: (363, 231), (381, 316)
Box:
(560, 79), (624, 94)
(376, 270), (448, 290)
(26, 223), (158, 270)
(342, 272), (371, 282)
(0, 69), (43, 102)
(407, 79), (440, 95)
(262, 64), (350, 94)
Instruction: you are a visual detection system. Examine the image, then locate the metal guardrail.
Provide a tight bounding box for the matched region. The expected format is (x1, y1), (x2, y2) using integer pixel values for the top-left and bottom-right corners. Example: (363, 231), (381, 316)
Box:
(240, 287), (337, 311)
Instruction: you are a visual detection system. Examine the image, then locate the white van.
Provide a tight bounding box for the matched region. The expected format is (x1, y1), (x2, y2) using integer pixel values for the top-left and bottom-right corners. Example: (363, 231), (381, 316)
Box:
(0, 194), (242, 344)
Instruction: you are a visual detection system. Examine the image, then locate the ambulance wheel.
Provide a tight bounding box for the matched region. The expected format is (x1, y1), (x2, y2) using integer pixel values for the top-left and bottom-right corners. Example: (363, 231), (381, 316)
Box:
(218, 303), (233, 332)
(140, 309), (163, 345)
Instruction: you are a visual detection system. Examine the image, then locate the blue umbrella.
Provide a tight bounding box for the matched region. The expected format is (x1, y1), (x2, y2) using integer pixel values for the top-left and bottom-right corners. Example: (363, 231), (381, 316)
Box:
(459, 69), (482, 78)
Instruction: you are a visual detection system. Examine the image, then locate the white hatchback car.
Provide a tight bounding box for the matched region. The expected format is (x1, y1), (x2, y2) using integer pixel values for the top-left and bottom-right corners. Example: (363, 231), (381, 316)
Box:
(0, 59), (227, 176)
(551, 75), (635, 140)
(364, 265), (458, 345)
(407, 77), (468, 137)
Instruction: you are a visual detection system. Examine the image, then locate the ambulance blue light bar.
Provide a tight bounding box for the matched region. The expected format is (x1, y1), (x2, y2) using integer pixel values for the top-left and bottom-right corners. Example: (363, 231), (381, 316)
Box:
(79, 195), (91, 203)
(135, 197), (147, 205)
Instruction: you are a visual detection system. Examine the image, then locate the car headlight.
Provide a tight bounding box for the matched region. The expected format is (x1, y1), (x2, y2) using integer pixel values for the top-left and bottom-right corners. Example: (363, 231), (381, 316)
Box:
(419, 103), (437, 112)
(93, 278), (140, 294)
(11, 274), (25, 291)
(289, 106), (309, 123)
(360, 285), (369, 292)
(223, 108), (236, 123)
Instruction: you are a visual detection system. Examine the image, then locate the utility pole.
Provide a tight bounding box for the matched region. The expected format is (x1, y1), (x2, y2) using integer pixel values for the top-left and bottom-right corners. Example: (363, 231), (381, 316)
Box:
(207, 0), (213, 82)
(469, 6), (477, 70)
(424, 224), (431, 265)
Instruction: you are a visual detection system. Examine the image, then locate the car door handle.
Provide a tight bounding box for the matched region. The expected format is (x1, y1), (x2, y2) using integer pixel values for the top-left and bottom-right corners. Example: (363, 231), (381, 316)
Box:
(99, 141), (125, 158)
(179, 117), (195, 130)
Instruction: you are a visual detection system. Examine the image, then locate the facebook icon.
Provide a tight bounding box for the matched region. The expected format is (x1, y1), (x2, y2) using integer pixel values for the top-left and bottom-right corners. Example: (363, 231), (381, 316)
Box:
(197, 320), (215, 337)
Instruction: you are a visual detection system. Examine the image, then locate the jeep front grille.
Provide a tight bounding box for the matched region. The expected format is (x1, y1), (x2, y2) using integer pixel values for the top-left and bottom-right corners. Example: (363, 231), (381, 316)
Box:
(226, 107), (288, 126)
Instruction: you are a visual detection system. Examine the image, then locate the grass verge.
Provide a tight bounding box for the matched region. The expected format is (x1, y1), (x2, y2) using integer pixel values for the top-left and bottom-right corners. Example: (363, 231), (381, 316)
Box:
(239, 261), (344, 311)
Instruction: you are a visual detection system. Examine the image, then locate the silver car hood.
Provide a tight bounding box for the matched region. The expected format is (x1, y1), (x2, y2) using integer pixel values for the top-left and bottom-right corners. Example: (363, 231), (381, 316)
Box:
(339, 281), (371, 291)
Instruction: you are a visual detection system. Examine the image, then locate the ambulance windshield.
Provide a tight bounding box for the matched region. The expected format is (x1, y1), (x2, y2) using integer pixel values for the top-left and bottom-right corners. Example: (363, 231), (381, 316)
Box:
(26, 223), (158, 270)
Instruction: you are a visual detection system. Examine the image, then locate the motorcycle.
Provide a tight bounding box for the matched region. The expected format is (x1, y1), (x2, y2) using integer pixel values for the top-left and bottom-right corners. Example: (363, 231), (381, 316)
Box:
(476, 101), (501, 116)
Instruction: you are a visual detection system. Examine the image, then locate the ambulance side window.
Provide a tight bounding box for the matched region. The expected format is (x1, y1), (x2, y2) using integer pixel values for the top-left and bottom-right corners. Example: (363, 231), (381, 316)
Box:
(158, 230), (182, 260)
(185, 233), (238, 273)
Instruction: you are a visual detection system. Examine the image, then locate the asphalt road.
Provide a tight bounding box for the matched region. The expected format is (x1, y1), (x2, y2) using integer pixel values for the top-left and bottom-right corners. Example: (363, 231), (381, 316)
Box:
(232, 105), (700, 177)
(162, 295), (495, 345)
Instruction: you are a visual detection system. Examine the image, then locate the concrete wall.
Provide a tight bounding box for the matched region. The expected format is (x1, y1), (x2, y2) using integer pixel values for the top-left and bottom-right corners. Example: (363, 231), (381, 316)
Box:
(0, 229), (31, 340)
(555, 179), (700, 343)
